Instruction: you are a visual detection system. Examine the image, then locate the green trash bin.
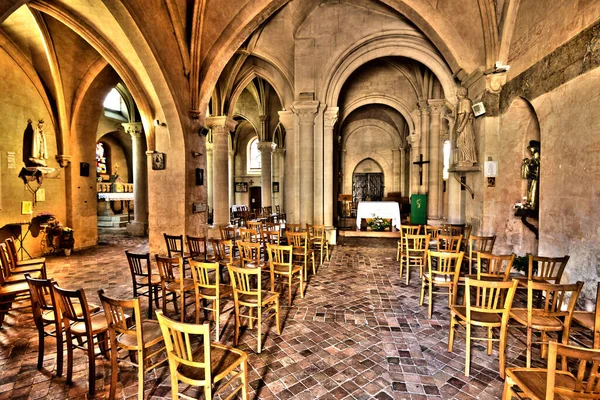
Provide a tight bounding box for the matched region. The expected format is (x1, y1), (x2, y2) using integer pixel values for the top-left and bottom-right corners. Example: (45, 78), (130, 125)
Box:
(410, 194), (427, 225)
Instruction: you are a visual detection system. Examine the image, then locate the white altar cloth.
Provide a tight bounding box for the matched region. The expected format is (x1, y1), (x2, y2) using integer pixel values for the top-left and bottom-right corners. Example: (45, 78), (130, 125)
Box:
(98, 193), (134, 201)
(356, 201), (401, 230)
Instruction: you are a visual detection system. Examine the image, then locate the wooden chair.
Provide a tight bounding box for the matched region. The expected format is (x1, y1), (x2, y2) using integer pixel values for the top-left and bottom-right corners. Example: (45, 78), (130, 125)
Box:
(509, 280), (584, 367)
(400, 234), (430, 285)
(211, 238), (236, 283)
(529, 255), (569, 284)
(246, 221), (262, 233)
(307, 224), (330, 266)
(465, 235), (496, 274)
(424, 225), (444, 248)
(286, 231), (314, 280)
(163, 233), (192, 261)
(420, 250), (464, 319)
(476, 252), (515, 281)
(571, 282), (600, 349)
(448, 278), (518, 377)
(53, 284), (108, 395)
(98, 289), (167, 400)
(189, 260), (233, 341)
(284, 223), (302, 233)
(155, 255), (195, 322)
(186, 235), (208, 262)
(125, 251), (161, 319)
(239, 228), (261, 244)
(446, 224), (472, 246)
(220, 226), (238, 257)
(436, 235), (462, 253)
(0, 242), (42, 282)
(267, 244), (304, 306)
(503, 340), (600, 400)
(0, 252), (32, 328)
(5, 238), (47, 278)
(156, 310), (249, 400)
(228, 264), (280, 353)
(397, 224), (421, 261)
(238, 241), (264, 270)
(263, 230), (281, 246)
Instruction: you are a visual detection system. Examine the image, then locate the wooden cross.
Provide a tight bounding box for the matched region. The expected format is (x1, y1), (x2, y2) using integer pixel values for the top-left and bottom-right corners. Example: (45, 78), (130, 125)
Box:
(413, 154), (430, 186)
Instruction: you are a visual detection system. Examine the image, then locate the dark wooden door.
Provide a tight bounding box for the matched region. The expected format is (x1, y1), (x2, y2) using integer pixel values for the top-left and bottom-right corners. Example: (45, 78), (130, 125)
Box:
(250, 186), (262, 211)
(352, 173), (384, 203)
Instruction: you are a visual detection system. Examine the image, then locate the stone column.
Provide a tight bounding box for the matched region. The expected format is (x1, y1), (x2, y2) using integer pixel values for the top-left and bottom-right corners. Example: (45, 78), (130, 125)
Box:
(392, 148), (401, 193)
(428, 99), (445, 220)
(228, 148), (234, 208)
(122, 122), (148, 236)
(206, 116), (237, 226)
(278, 111), (296, 222)
(206, 141), (213, 212)
(257, 141), (276, 208)
(323, 108), (338, 227)
(407, 133), (421, 196)
(400, 147), (406, 195)
(274, 148), (285, 208)
(418, 101), (430, 194)
(292, 101), (319, 224)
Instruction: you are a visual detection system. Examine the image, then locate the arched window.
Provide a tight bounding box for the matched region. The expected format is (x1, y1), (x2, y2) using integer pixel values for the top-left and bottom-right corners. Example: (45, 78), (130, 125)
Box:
(96, 142), (110, 178)
(247, 137), (261, 173)
(443, 140), (451, 180)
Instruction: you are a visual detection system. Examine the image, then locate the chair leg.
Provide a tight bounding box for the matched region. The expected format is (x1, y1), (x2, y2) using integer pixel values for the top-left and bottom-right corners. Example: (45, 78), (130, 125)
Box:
(526, 326), (532, 368)
(36, 327), (44, 370)
(56, 321), (63, 377)
(275, 297), (281, 335)
(233, 303), (240, 347)
(448, 314), (455, 352)
(502, 377), (512, 400)
(499, 326), (508, 379)
(428, 283), (433, 319)
(248, 307), (254, 329)
(257, 307), (263, 353)
(195, 294), (201, 325)
(487, 327), (493, 355)
(88, 334), (96, 395)
(66, 331), (74, 384)
(288, 276), (292, 306)
(214, 299), (220, 342)
(240, 359), (249, 400)
(154, 286), (160, 309)
(405, 263), (410, 285)
(419, 279), (425, 306)
(137, 349), (145, 400)
(465, 323), (471, 377)
(300, 272), (305, 299)
(180, 292), (185, 322)
(109, 331), (118, 400)
(541, 331), (548, 359)
(147, 285), (153, 320)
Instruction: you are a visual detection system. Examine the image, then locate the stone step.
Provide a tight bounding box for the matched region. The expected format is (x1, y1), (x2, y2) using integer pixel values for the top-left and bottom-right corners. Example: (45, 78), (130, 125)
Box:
(97, 214), (130, 228)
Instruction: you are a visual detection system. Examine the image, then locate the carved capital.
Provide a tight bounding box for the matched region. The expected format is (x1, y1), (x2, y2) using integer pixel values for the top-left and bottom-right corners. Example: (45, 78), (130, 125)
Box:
(274, 148), (286, 156)
(259, 114), (269, 123)
(323, 107), (339, 128)
(257, 141), (277, 153)
(486, 72), (507, 94)
(122, 122), (144, 138)
(418, 101), (430, 116)
(206, 116), (237, 135)
(55, 154), (72, 168)
(291, 101), (319, 125)
(278, 110), (295, 132)
(427, 99), (446, 116)
(406, 133), (421, 147)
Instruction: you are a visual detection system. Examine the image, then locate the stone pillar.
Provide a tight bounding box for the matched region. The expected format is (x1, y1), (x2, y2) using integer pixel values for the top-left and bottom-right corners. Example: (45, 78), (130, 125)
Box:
(228, 148), (234, 208)
(428, 100), (445, 220)
(323, 108), (338, 227)
(292, 101), (319, 224)
(206, 116), (237, 226)
(407, 133), (421, 196)
(392, 148), (401, 193)
(274, 148), (285, 208)
(257, 141), (276, 208)
(122, 122), (148, 236)
(278, 111), (296, 222)
(206, 141), (213, 212)
(418, 101), (430, 194)
(399, 147), (406, 195)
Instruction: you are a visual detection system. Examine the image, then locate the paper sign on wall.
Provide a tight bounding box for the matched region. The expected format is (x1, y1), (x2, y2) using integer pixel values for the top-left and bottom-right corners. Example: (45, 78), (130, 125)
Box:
(36, 188), (46, 202)
(7, 152), (15, 169)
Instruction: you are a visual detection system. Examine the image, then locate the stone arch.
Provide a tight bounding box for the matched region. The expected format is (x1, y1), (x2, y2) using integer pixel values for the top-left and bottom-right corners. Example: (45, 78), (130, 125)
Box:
(341, 94), (416, 135)
(322, 31), (457, 107)
(353, 157), (384, 175)
(342, 119), (402, 150)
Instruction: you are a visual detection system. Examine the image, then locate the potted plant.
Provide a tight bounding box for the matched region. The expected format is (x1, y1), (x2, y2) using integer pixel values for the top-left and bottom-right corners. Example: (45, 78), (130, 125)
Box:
(60, 227), (75, 256)
(367, 215), (392, 231)
(512, 255), (537, 276)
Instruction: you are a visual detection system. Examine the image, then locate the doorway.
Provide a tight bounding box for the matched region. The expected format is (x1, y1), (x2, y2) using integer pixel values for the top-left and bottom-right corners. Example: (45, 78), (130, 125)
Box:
(352, 173), (384, 203)
(250, 186), (262, 211)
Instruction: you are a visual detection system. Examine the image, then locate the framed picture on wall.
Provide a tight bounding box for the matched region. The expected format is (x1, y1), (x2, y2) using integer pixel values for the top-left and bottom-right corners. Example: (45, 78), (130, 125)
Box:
(273, 182), (279, 193)
(152, 152), (166, 170)
(235, 182), (248, 192)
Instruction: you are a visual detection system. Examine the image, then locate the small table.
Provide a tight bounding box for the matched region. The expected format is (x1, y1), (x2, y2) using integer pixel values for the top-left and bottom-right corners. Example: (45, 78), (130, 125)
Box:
(356, 201), (401, 230)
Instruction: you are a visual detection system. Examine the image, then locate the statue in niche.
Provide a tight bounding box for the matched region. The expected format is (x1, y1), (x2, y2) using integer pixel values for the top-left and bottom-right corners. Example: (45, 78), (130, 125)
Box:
(455, 87), (477, 166)
(521, 140), (540, 210)
(29, 119), (48, 166)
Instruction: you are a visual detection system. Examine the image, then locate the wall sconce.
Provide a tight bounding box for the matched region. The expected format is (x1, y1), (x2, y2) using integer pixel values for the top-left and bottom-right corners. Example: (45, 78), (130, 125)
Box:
(154, 119), (166, 127)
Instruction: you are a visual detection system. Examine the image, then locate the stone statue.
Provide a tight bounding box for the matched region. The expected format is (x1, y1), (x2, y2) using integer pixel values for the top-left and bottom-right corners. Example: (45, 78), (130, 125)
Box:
(455, 87), (477, 166)
(521, 140), (540, 209)
(29, 119), (48, 166)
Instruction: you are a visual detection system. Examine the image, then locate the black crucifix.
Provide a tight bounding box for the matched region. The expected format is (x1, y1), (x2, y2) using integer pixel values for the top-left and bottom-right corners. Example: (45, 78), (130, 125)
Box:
(413, 154), (430, 185)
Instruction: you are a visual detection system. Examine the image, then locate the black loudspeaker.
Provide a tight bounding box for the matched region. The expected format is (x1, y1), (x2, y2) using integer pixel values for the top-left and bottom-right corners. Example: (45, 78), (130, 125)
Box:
(195, 168), (204, 185)
(80, 162), (90, 177)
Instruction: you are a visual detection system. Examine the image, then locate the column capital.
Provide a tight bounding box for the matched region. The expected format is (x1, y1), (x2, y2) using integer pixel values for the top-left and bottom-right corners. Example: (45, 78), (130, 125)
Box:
(418, 101), (430, 116)
(259, 114), (269, 123)
(291, 101), (319, 125)
(205, 116), (237, 132)
(257, 141), (276, 153)
(122, 122), (144, 138)
(55, 154), (72, 168)
(323, 107), (339, 128)
(406, 133), (421, 147)
(206, 142), (213, 151)
(278, 110), (295, 131)
(274, 148), (286, 155)
(427, 99), (446, 115)
(485, 72), (507, 94)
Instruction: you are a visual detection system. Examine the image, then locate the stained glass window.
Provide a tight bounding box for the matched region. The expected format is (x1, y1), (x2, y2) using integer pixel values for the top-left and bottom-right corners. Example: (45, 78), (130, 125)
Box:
(96, 143), (107, 175)
(248, 137), (261, 172)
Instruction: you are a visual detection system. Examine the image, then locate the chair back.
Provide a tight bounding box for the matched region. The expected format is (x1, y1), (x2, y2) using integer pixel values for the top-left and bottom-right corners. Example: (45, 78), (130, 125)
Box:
(163, 234), (185, 258)
(186, 236), (208, 261)
(5, 238), (23, 266)
(228, 264), (263, 304)
(546, 341), (600, 399)
(310, 225), (326, 242)
(468, 235), (496, 257)
(263, 230), (281, 245)
(155, 255), (180, 282)
(246, 221), (262, 233)
(52, 284), (92, 326)
(125, 251), (151, 279)
(527, 280), (583, 323)
(211, 239), (234, 265)
(265, 222), (280, 232)
(404, 234), (430, 261)
(26, 274), (56, 328)
(220, 226), (237, 243)
(238, 241), (261, 268)
(465, 277), (518, 318)
(98, 289), (143, 345)
(424, 225), (443, 241)
(400, 224), (421, 238)
(285, 223), (302, 233)
(0, 243), (14, 276)
(239, 228), (261, 243)
(189, 260), (220, 291)
(437, 235), (462, 253)
(266, 244), (293, 273)
(156, 310), (212, 385)
(446, 224), (472, 242)
(427, 251), (464, 298)
(286, 231), (309, 256)
(529, 255), (569, 283)
(476, 253), (515, 281)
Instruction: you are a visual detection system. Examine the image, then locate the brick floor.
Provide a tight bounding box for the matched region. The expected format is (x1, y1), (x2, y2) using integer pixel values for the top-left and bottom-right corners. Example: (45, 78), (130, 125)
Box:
(0, 235), (586, 399)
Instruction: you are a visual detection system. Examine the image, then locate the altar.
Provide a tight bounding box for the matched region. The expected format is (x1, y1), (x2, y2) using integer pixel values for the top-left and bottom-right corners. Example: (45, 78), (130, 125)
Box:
(356, 201), (401, 230)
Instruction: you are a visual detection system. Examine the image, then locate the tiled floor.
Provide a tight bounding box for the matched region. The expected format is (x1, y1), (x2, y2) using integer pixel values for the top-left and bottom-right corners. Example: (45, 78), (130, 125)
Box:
(0, 235), (575, 399)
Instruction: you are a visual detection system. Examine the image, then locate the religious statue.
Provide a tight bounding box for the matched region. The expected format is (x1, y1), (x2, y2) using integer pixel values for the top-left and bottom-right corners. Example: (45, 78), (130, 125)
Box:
(521, 140), (540, 210)
(29, 119), (48, 166)
(455, 87), (477, 166)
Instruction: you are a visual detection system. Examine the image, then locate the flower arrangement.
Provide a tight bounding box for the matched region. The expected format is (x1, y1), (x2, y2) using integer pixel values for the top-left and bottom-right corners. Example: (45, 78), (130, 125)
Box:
(367, 214), (392, 231)
(513, 196), (533, 210)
